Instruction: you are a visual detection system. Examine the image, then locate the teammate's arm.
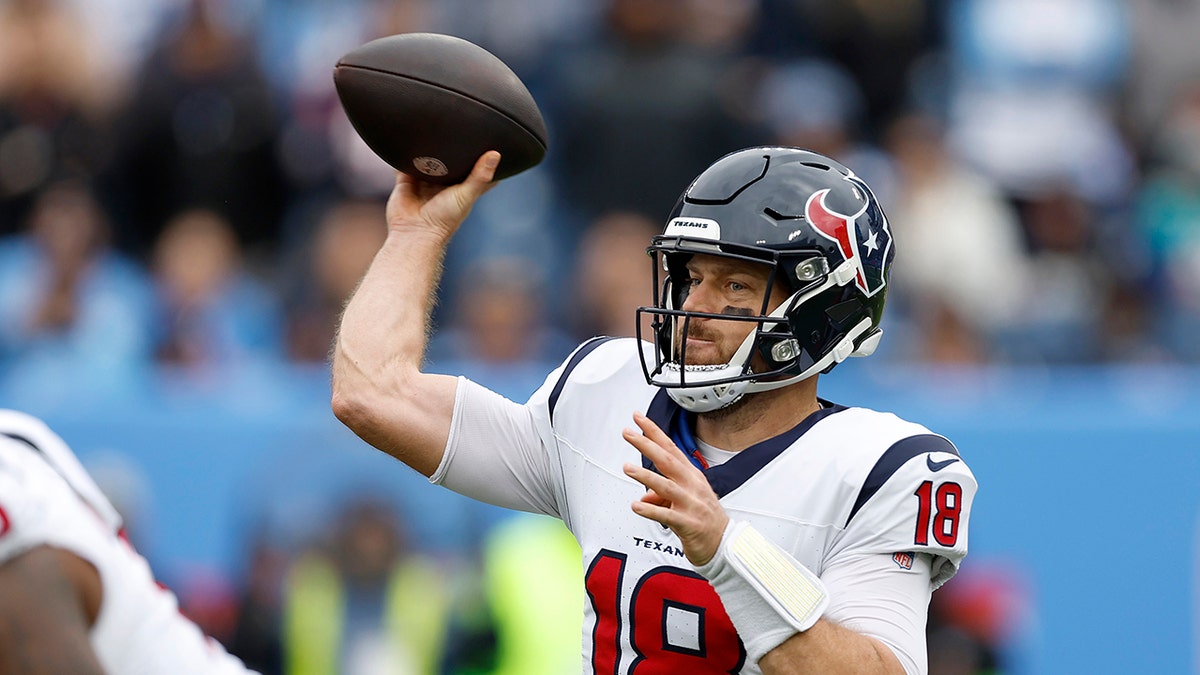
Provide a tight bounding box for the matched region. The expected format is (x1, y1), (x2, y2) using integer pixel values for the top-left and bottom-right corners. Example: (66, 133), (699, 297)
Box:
(622, 413), (907, 675)
(0, 546), (106, 675)
(331, 152), (500, 477)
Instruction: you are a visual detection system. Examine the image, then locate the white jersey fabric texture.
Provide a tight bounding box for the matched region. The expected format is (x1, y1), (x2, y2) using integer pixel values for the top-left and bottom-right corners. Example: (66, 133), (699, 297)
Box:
(0, 410), (257, 675)
(433, 337), (976, 675)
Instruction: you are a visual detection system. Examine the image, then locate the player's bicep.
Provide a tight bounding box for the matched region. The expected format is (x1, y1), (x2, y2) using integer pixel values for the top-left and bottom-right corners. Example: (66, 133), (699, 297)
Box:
(0, 546), (106, 675)
(432, 377), (562, 516)
(821, 551), (933, 675)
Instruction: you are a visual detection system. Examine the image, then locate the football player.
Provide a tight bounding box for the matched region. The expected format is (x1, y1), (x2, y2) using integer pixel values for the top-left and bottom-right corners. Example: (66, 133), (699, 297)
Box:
(0, 410), (258, 675)
(332, 146), (977, 674)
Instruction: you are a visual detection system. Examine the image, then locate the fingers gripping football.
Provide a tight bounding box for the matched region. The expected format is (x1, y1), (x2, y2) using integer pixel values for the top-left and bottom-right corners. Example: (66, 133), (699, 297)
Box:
(622, 413), (729, 566)
(385, 152), (500, 240)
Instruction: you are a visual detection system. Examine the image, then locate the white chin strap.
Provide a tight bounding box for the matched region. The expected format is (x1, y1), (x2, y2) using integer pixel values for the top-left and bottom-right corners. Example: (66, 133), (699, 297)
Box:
(661, 259), (880, 413)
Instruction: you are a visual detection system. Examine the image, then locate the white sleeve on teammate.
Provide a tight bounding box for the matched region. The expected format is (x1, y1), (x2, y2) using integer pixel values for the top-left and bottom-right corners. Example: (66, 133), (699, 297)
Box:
(430, 376), (564, 518)
(0, 445), (44, 563)
(0, 440), (111, 568)
(820, 550), (935, 675)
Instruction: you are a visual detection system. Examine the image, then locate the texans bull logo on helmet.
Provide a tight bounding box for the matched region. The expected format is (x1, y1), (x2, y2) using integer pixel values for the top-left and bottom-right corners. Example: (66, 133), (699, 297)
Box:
(804, 173), (891, 298)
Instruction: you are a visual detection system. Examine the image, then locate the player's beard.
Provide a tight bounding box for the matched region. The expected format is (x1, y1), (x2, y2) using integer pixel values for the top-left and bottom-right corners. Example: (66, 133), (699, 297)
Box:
(676, 324), (730, 366)
(674, 320), (773, 420)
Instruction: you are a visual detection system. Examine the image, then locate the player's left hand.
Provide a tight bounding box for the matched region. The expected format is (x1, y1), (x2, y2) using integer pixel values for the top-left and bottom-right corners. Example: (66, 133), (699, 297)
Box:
(622, 412), (729, 566)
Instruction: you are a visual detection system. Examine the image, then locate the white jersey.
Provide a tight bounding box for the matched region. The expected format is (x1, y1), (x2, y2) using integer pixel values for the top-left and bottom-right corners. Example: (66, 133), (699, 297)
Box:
(0, 410), (257, 675)
(435, 338), (976, 675)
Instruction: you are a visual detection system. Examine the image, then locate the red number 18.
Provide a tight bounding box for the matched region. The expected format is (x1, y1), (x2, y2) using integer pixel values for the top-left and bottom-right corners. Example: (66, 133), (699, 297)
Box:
(584, 550), (745, 674)
(914, 480), (962, 547)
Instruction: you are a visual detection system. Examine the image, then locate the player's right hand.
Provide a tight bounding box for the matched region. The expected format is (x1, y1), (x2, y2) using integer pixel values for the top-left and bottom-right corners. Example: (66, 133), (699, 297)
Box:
(622, 412), (730, 567)
(386, 151), (500, 241)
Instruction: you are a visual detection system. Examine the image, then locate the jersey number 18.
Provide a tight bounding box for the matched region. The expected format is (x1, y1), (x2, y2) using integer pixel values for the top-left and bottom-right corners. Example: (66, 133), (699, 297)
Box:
(585, 549), (746, 674)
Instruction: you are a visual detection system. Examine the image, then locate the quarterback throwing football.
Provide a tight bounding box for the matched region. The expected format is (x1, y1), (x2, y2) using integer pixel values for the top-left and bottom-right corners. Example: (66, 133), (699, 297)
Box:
(332, 146), (977, 675)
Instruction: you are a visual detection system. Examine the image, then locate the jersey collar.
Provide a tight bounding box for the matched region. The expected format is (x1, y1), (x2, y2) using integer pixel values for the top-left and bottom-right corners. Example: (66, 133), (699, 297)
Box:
(642, 389), (845, 498)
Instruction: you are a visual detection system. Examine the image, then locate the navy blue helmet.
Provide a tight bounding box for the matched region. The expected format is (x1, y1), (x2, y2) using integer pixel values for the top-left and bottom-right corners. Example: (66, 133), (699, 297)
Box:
(638, 146), (895, 412)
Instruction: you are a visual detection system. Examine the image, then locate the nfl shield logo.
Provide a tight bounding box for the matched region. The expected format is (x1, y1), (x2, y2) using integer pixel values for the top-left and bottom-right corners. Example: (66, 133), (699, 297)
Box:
(892, 552), (914, 570)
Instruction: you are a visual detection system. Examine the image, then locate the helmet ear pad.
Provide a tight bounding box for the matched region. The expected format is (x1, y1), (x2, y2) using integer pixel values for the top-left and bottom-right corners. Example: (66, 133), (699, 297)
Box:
(759, 283), (876, 377)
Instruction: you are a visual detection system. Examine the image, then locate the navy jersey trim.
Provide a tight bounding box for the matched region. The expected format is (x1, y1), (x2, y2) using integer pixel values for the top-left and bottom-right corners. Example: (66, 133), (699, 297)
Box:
(643, 392), (846, 498)
(1, 430), (92, 508)
(846, 434), (960, 527)
(548, 336), (621, 423)
(1, 432), (41, 455)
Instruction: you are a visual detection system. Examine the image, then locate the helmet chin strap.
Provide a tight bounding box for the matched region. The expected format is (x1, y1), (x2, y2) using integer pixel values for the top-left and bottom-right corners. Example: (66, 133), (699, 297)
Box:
(663, 259), (876, 413)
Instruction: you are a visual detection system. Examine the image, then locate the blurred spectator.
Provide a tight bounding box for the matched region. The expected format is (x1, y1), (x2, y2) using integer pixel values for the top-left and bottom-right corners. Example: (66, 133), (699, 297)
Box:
(781, 0), (946, 133)
(0, 179), (155, 390)
(260, 0), (435, 208)
(681, 0), (761, 55)
(282, 199), (385, 364)
(945, 0), (1135, 204)
(281, 496), (453, 675)
(0, 0), (114, 233)
(1120, 0), (1200, 158)
(545, 0), (761, 224)
(882, 111), (1029, 364)
(150, 208), (285, 372)
(1000, 189), (1112, 363)
(571, 210), (661, 342)
(228, 529), (290, 675)
(325, 0), (439, 198)
(927, 562), (1031, 675)
(0, 0), (110, 110)
(437, 164), (574, 325)
(176, 567), (243, 657)
(434, 0), (601, 81)
(1136, 77), (1200, 361)
(428, 256), (574, 373)
(61, 0), (185, 104)
(754, 57), (898, 205)
(477, 513), (582, 675)
(108, 0), (287, 260)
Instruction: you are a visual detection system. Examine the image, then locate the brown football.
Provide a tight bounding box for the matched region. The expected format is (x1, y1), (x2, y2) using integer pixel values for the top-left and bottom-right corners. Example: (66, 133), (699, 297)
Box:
(333, 32), (548, 185)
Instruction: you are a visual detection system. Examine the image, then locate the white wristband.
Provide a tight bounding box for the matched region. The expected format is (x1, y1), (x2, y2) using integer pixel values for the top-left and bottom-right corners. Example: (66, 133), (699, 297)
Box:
(696, 520), (829, 663)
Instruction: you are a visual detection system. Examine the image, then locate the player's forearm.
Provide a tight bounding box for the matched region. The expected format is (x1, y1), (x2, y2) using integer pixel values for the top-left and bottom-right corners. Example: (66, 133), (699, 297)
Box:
(689, 519), (910, 675)
(333, 155), (498, 475)
(331, 228), (457, 475)
(759, 619), (906, 675)
(333, 227), (447, 382)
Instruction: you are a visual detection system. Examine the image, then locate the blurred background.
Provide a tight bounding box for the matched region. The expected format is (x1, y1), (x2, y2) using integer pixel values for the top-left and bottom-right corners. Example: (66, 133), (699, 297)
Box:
(1, 0), (1198, 672)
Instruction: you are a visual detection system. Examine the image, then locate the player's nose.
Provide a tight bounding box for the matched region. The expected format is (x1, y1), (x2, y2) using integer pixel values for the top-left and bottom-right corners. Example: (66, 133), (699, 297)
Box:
(680, 280), (719, 314)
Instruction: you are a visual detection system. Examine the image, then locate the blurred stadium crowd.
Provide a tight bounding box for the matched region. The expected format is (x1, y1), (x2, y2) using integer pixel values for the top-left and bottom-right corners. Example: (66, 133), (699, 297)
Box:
(0, 0), (1195, 672)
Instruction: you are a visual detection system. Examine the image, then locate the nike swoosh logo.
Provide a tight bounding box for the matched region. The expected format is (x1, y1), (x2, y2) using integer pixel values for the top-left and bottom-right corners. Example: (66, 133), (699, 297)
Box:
(927, 456), (960, 472)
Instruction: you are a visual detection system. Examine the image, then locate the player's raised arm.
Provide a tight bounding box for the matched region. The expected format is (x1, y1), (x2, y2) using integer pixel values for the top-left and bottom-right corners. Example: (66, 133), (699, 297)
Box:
(331, 152), (500, 476)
